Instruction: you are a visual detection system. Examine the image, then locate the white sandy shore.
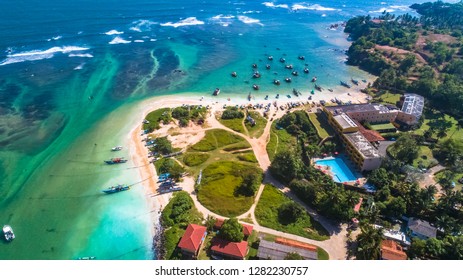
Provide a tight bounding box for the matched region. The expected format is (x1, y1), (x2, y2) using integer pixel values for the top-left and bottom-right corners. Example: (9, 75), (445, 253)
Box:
(126, 80), (373, 249)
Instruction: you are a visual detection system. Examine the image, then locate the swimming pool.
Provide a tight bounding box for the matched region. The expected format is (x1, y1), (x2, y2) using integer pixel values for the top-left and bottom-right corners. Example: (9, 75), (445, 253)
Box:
(315, 157), (358, 183)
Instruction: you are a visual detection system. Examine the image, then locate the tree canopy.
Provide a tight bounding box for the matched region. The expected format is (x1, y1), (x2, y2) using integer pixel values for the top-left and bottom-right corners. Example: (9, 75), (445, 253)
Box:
(219, 218), (244, 242)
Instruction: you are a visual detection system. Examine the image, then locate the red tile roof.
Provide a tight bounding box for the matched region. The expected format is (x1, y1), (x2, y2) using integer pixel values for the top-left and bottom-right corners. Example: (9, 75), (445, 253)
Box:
(381, 240), (407, 260)
(214, 219), (253, 236)
(178, 224), (207, 253)
(275, 237), (317, 252)
(211, 238), (248, 259)
(354, 120), (385, 142)
(242, 224), (253, 236)
(354, 197), (363, 213)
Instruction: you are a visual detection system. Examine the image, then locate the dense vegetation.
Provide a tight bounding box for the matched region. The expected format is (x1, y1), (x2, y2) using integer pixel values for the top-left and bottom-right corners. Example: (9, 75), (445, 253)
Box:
(154, 158), (185, 181)
(143, 108), (172, 132)
(221, 106), (244, 120)
(171, 105), (207, 127)
(255, 185), (329, 241)
(160, 191), (203, 259)
(218, 218), (244, 242)
(344, 2), (463, 120)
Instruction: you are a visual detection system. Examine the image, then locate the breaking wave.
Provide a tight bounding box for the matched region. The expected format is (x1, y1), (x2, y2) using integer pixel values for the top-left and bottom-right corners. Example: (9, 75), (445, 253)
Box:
(108, 36), (131, 44)
(237, 15), (264, 26)
(160, 17), (204, 28)
(291, 3), (338, 11)
(105, 30), (124, 35)
(0, 46), (90, 66)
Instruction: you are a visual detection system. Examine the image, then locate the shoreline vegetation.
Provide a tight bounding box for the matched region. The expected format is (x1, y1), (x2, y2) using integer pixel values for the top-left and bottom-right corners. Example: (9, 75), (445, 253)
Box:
(341, 1), (463, 260)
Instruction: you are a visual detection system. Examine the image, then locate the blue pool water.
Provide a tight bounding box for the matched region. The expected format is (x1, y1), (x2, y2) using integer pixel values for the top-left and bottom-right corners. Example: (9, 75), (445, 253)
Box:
(315, 157), (358, 183)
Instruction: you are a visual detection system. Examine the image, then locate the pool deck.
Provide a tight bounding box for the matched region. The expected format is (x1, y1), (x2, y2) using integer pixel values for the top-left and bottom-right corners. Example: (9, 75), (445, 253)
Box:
(313, 156), (367, 187)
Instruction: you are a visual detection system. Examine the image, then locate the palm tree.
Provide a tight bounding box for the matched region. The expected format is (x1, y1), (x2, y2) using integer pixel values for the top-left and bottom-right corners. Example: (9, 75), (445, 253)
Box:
(355, 224), (384, 260)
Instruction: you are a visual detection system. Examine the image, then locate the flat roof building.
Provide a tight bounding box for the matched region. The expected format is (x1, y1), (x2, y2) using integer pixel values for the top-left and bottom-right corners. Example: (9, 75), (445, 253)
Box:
(343, 132), (382, 171)
(257, 239), (318, 260)
(396, 93), (424, 126)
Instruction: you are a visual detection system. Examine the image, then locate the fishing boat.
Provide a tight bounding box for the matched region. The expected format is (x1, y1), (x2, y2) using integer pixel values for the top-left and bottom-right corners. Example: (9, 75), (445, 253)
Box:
(104, 157), (128, 164)
(248, 93), (252, 101)
(293, 88), (301, 97)
(213, 88), (220, 96)
(265, 64), (271, 69)
(315, 84), (323, 91)
(311, 76), (317, 82)
(264, 95), (269, 100)
(303, 67), (309, 74)
(310, 89), (315, 95)
(273, 79), (280, 85)
(276, 94), (280, 99)
(298, 55), (305, 60)
(111, 146), (123, 151)
(252, 71), (261, 78)
(231, 72), (237, 77)
(351, 78), (359, 85)
(285, 77), (292, 83)
(285, 64), (293, 70)
(291, 71), (298, 76)
(328, 88), (333, 92)
(279, 57), (285, 63)
(3, 225), (15, 242)
(252, 84), (259, 90)
(362, 79), (367, 83)
(102, 184), (130, 194)
(268, 56), (273, 61)
(340, 81), (351, 88)
(252, 63), (257, 68)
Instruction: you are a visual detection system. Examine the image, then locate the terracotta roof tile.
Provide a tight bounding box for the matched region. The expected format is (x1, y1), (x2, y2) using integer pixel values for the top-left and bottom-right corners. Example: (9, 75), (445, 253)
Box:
(211, 238), (248, 259)
(178, 224), (207, 253)
(381, 240), (407, 260)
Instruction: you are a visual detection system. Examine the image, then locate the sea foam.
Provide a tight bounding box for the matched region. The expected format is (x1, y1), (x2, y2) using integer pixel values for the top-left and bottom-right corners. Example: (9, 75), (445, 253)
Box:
(105, 30), (124, 35)
(291, 3), (338, 11)
(210, 14), (235, 26)
(108, 36), (131, 44)
(130, 20), (158, 32)
(0, 46), (90, 66)
(262, 2), (289, 9)
(69, 53), (94, 58)
(237, 15), (264, 26)
(160, 17), (204, 28)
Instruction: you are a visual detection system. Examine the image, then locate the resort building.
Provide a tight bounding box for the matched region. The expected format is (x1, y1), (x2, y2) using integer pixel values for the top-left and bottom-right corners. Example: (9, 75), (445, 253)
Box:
(177, 224), (207, 259)
(380, 240), (408, 260)
(257, 239), (318, 260)
(210, 238), (248, 260)
(322, 93), (424, 171)
(407, 218), (437, 240)
(396, 93), (425, 126)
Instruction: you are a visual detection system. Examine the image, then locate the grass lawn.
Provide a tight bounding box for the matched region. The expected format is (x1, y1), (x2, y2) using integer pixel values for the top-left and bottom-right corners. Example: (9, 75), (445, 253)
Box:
(163, 226), (185, 260)
(255, 185), (329, 241)
(413, 145), (437, 169)
(143, 108), (172, 132)
(308, 113), (334, 139)
(414, 109), (463, 142)
(246, 111), (268, 138)
(197, 161), (260, 217)
(197, 232), (214, 260)
(153, 157), (184, 175)
(237, 152), (258, 163)
(189, 129), (244, 152)
(219, 118), (246, 134)
(222, 142), (251, 151)
(267, 122), (297, 161)
(375, 92), (401, 105)
(370, 122), (397, 131)
(182, 153), (210, 167)
(246, 230), (260, 260)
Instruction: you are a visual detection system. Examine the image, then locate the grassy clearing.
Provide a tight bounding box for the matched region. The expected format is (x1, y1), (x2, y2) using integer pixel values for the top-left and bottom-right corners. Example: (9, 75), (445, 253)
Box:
(237, 152), (258, 163)
(308, 113), (334, 139)
(267, 122), (297, 161)
(246, 111), (267, 138)
(197, 161), (260, 217)
(183, 153), (210, 167)
(374, 92), (401, 105)
(370, 122), (397, 131)
(317, 247), (329, 260)
(189, 129), (244, 152)
(222, 142), (251, 151)
(143, 108), (172, 132)
(414, 109), (463, 142)
(219, 118), (246, 134)
(255, 185), (329, 241)
(413, 145), (437, 169)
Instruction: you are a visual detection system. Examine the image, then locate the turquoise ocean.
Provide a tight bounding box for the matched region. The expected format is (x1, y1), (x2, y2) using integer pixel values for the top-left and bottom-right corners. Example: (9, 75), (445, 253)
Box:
(0, 0), (427, 259)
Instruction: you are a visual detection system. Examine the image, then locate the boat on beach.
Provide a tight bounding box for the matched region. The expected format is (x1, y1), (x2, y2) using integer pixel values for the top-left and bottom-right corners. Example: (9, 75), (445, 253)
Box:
(351, 78), (359, 85)
(111, 146), (123, 151)
(315, 84), (323, 91)
(3, 225), (15, 242)
(213, 88), (220, 96)
(340, 81), (351, 88)
(102, 184), (130, 194)
(328, 88), (333, 92)
(292, 88), (301, 97)
(310, 89), (315, 95)
(104, 157), (128, 164)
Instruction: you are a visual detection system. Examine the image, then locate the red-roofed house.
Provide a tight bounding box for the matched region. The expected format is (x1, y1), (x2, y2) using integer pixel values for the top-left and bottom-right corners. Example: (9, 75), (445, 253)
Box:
(214, 219), (254, 238)
(210, 238), (248, 260)
(381, 240), (407, 260)
(177, 224), (207, 259)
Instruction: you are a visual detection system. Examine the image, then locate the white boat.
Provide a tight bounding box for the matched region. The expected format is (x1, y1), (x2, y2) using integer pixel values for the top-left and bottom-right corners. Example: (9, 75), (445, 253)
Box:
(3, 225), (15, 242)
(111, 146), (123, 151)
